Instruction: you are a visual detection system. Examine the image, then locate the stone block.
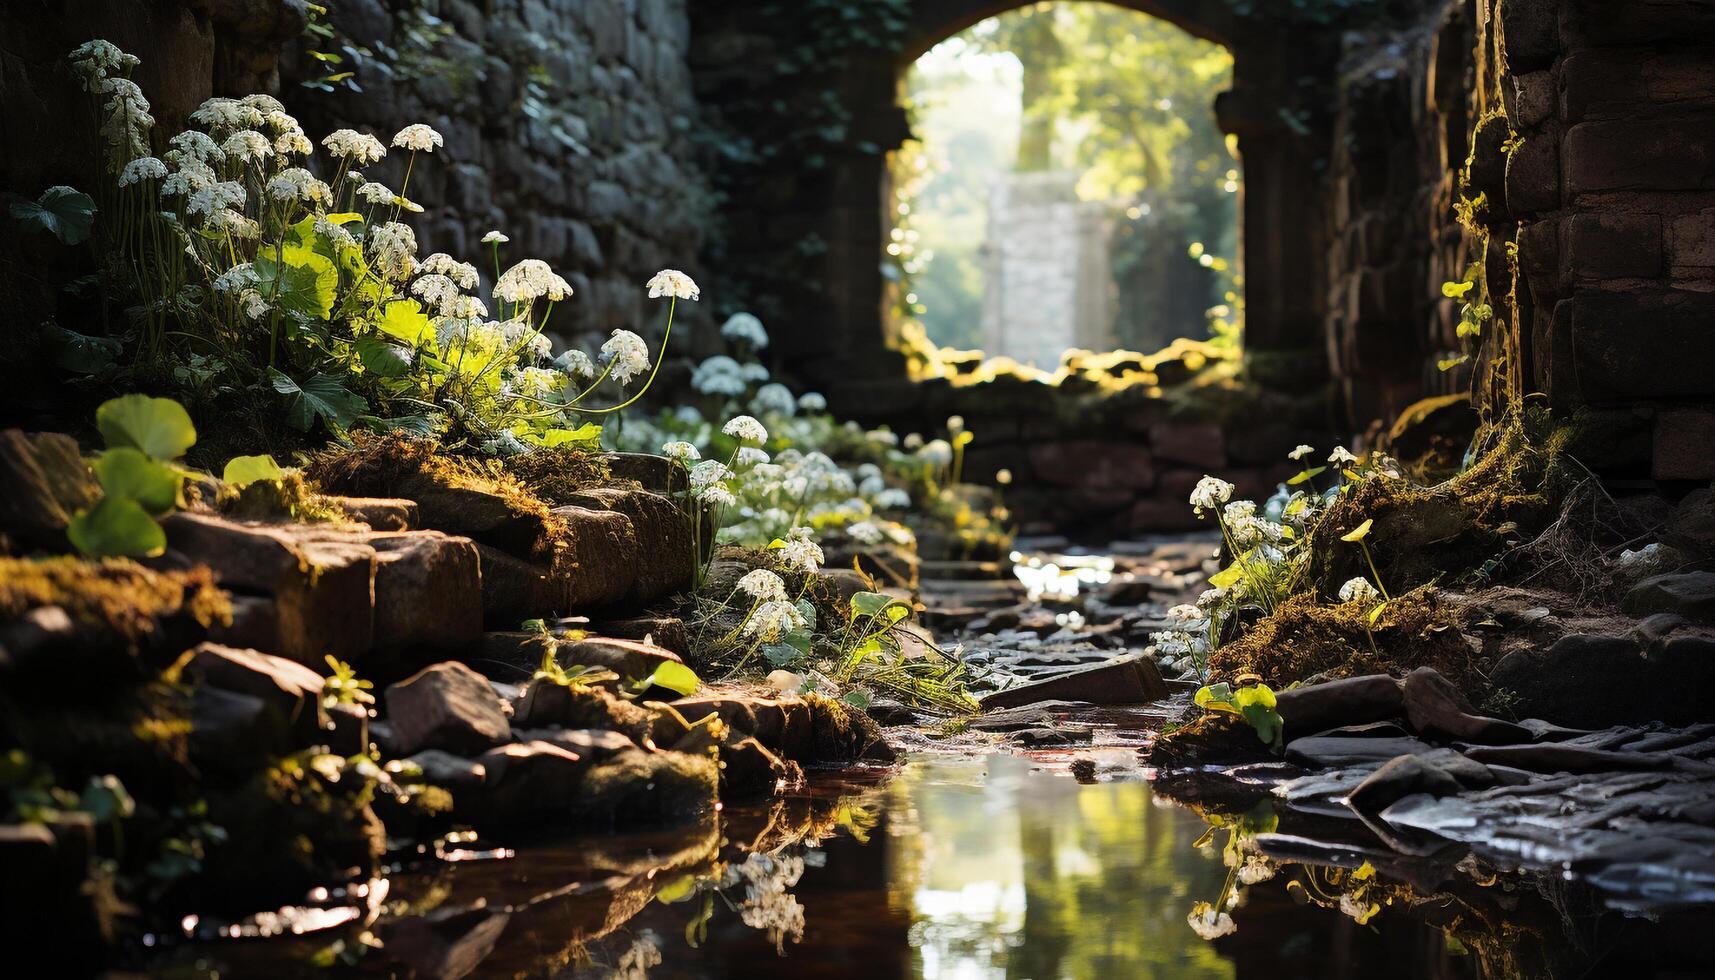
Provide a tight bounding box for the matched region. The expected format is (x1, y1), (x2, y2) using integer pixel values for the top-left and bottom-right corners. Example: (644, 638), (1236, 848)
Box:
(1148, 421), (1226, 469)
(1671, 211), (1715, 269)
(165, 514), (376, 665)
(1496, 0), (1559, 73)
(368, 531), (483, 659)
(558, 488), (692, 603)
(334, 497), (418, 531)
(1565, 118), (1715, 194)
(1572, 288), (1715, 400)
(1505, 131), (1560, 214)
(1653, 407), (1715, 480)
(1564, 213), (1661, 279)
(1509, 70), (1555, 129)
(979, 654), (1168, 710)
(0, 430), (97, 551)
(1027, 441), (1153, 490)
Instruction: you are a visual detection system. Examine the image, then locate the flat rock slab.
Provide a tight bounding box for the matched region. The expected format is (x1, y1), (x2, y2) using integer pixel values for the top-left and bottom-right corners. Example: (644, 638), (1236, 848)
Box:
(979, 654), (1169, 710)
(1624, 572), (1715, 621)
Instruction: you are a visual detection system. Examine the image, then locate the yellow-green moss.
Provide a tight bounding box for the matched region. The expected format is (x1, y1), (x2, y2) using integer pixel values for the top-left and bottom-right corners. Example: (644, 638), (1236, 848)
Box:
(0, 556), (230, 644)
(217, 471), (348, 524)
(501, 447), (620, 505)
(1208, 586), (1481, 693)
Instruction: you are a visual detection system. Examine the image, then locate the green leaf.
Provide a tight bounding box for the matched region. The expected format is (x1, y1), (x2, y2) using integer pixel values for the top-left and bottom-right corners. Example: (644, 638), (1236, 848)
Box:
(68, 496), (166, 558)
(794, 598), (817, 630)
(1241, 702), (1284, 748)
(763, 643), (802, 667)
(96, 395), (197, 460)
(269, 368), (368, 432)
(378, 298), (435, 345)
(78, 775), (135, 824)
(640, 661), (700, 696)
(1340, 518), (1373, 543)
(11, 186), (96, 245)
(1208, 564), (1244, 589)
(521, 423), (602, 449)
(1441, 280), (1474, 299)
(356, 335), (414, 377)
(1233, 684), (1277, 711)
(843, 689), (871, 711)
(95, 448), (182, 514)
(254, 243), (338, 320)
(1437, 355), (1470, 372)
(1286, 465), (1326, 485)
(223, 454), (285, 487)
(45, 324), (120, 374)
(849, 591), (895, 621)
(1368, 601), (1388, 625)
(654, 874), (699, 904)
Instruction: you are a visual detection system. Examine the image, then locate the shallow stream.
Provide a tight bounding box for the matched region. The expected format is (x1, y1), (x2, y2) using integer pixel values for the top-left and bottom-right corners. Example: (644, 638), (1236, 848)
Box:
(158, 751), (1707, 979)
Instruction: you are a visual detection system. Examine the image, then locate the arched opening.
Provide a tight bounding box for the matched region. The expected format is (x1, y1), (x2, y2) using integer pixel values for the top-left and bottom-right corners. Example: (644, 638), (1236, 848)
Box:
(886, 1), (1240, 380)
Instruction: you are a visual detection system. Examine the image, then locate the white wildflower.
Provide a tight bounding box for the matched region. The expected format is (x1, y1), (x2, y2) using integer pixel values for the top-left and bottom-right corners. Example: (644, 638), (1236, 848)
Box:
(847, 521), (885, 545)
(356, 181), (396, 205)
(1339, 577), (1380, 603)
(117, 156), (167, 187)
(273, 128), (313, 156)
(1189, 476), (1235, 513)
(699, 484), (736, 507)
(874, 488), (911, 510)
(741, 362), (769, 382)
(646, 268), (699, 300)
(494, 258), (573, 304)
(554, 348), (594, 379)
(1187, 903), (1236, 941)
(481, 230), (509, 244)
(208, 208), (259, 239)
(661, 441), (700, 463)
(190, 97), (262, 131)
(1223, 500), (1257, 521)
(220, 129), (271, 164)
(238, 288), (269, 320)
(691, 355), (746, 396)
(168, 131), (224, 164)
(736, 446), (771, 468)
(750, 383), (796, 417)
(917, 439), (952, 466)
(1289, 444), (1315, 461)
(314, 215), (357, 249)
(737, 568), (787, 601)
(391, 123), (443, 152)
(721, 311), (768, 348)
(798, 392), (827, 413)
(947, 414), (965, 432)
(902, 433), (923, 450)
(212, 263), (256, 294)
(1238, 856), (1276, 885)
(1329, 446), (1360, 466)
(420, 253), (479, 290)
(1167, 604), (1206, 625)
(600, 329), (650, 385)
(724, 415), (768, 444)
(267, 167), (331, 206)
(367, 221), (418, 280)
(321, 129), (387, 164)
(689, 460), (732, 491)
(778, 527), (824, 574)
(512, 366), (563, 396)
(743, 598), (806, 643)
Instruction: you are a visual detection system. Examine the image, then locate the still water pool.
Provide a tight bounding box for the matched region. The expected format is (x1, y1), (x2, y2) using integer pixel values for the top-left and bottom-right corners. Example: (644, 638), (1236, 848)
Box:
(167, 753), (1703, 979)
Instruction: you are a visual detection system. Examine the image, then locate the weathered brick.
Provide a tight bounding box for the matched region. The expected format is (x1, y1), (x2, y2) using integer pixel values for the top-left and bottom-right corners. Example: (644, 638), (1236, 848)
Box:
(1654, 407), (1715, 481)
(1573, 288), (1715, 401)
(1505, 131), (1560, 213)
(1509, 70), (1555, 129)
(1564, 213), (1662, 279)
(1564, 119), (1715, 194)
(1671, 211), (1715, 269)
(1496, 0), (1559, 73)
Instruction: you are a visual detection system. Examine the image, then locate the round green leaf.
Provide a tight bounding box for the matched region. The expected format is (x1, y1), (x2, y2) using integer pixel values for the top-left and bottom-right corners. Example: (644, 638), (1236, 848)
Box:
(223, 454), (286, 488)
(96, 394), (197, 460)
(640, 661), (701, 697)
(95, 448), (182, 514)
(67, 496), (167, 558)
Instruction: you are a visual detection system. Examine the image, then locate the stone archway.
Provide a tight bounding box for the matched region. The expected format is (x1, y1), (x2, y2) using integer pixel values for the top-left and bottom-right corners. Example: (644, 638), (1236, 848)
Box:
(690, 0), (1341, 401)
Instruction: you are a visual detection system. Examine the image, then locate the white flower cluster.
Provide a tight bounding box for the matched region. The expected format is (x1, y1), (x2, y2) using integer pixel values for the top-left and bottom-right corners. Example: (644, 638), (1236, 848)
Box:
(721, 311), (769, 348)
(750, 382), (796, 417)
(693, 355), (749, 396)
(743, 598), (808, 643)
(738, 568), (787, 601)
(724, 415), (768, 444)
(646, 268), (700, 300)
(1339, 577), (1380, 603)
(600, 329), (650, 385)
(494, 258), (573, 306)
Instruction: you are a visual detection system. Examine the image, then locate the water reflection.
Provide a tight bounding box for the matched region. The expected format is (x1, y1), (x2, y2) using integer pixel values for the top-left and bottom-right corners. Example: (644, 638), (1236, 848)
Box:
(157, 754), (1709, 979)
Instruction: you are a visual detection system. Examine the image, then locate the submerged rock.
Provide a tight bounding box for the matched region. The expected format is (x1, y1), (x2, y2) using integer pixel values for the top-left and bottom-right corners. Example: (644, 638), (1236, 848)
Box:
(1346, 749), (1498, 813)
(467, 739), (717, 830)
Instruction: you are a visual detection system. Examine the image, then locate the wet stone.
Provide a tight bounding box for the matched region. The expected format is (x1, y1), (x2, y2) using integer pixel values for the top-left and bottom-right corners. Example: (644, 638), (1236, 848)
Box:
(978, 654), (1169, 710)
(1623, 572), (1715, 621)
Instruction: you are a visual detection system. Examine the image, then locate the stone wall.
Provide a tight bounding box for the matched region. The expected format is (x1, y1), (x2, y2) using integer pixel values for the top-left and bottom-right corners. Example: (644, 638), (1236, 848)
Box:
(282, 0), (713, 349)
(1322, 2), (1475, 431)
(981, 171), (1115, 368)
(1326, 0), (1715, 484)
